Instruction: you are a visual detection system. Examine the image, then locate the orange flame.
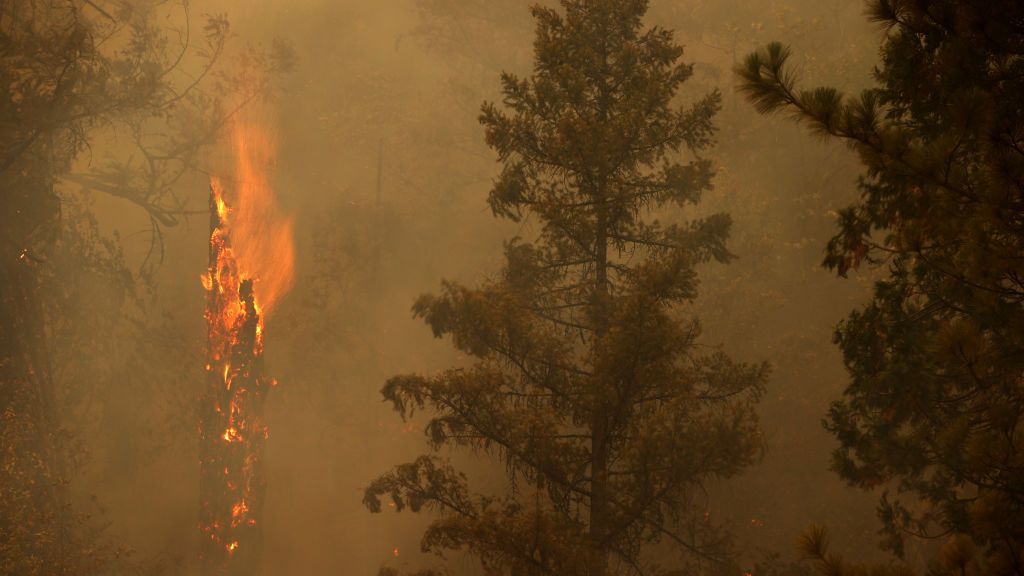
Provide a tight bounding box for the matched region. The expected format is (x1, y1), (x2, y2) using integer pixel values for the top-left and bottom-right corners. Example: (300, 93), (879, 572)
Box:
(231, 500), (250, 527)
(226, 116), (294, 316)
(222, 427), (241, 443)
(199, 107), (290, 571)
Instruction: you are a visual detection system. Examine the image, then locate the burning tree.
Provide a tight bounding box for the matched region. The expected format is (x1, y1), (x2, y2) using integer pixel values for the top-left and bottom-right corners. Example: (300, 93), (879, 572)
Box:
(199, 119), (294, 575)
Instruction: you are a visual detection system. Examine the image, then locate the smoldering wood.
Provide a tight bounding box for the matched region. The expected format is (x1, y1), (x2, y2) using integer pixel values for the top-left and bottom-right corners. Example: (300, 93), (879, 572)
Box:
(199, 182), (269, 576)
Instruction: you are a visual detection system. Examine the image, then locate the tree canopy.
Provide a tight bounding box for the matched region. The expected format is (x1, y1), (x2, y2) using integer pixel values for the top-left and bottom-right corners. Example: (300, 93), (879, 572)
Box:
(738, 0), (1024, 571)
(365, 2), (767, 575)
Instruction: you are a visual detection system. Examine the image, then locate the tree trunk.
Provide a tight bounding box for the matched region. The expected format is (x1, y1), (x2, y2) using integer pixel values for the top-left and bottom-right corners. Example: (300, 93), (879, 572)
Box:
(589, 175), (610, 576)
(0, 183), (69, 574)
(199, 182), (268, 576)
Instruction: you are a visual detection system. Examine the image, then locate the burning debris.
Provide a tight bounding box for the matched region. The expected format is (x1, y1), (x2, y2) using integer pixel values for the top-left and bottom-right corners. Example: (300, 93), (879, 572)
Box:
(198, 118), (293, 576)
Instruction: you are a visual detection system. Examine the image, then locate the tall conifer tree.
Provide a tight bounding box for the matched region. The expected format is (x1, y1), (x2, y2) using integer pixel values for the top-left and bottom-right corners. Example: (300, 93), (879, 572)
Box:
(738, 0), (1024, 570)
(367, 2), (767, 574)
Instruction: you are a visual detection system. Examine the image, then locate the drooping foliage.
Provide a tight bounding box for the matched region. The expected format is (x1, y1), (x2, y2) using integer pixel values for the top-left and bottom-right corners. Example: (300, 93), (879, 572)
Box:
(738, 0), (1024, 570)
(366, 2), (767, 575)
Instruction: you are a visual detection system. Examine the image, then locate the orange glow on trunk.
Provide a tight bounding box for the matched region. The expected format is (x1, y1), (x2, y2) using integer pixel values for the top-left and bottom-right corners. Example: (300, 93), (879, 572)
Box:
(199, 109), (292, 576)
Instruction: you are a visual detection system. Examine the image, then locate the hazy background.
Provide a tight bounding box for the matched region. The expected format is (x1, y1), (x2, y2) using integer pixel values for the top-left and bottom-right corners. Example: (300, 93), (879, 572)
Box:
(57, 0), (892, 573)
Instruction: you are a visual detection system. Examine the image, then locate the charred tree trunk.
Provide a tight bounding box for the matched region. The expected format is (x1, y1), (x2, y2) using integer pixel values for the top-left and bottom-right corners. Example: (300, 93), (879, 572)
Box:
(0, 178), (69, 574)
(199, 181), (269, 576)
(589, 175), (610, 576)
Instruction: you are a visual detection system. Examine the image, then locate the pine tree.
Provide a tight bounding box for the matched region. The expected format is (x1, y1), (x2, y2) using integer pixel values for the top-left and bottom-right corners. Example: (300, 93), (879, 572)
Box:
(737, 0), (1024, 571)
(364, 2), (767, 575)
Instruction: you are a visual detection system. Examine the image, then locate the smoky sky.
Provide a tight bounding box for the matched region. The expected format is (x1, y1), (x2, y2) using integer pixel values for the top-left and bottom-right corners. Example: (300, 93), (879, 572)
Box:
(58, 1), (893, 574)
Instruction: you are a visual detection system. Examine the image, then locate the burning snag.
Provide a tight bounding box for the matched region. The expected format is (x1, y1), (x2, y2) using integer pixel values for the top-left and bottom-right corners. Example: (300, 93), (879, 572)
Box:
(198, 119), (293, 576)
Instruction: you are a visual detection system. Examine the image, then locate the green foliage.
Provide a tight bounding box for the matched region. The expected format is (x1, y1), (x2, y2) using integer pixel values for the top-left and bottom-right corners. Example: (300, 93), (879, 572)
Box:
(788, 526), (1017, 576)
(794, 526), (914, 576)
(738, 0), (1024, 569)
(367, 1), (766, 574)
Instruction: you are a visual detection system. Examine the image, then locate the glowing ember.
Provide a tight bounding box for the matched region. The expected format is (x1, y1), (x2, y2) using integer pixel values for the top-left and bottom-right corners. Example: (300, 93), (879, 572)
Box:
(222, 427), (242, 443)
(231, 500), (251, 527)
(198, 111), (293, 576)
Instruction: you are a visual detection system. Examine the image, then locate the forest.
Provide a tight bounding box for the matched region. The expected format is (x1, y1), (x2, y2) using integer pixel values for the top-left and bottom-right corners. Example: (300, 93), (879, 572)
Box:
(1, 0), (1021, 575)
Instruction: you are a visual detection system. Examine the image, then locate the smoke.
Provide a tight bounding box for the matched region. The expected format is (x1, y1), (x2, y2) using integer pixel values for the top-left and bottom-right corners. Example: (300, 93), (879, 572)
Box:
(56, 0), (893, 573)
